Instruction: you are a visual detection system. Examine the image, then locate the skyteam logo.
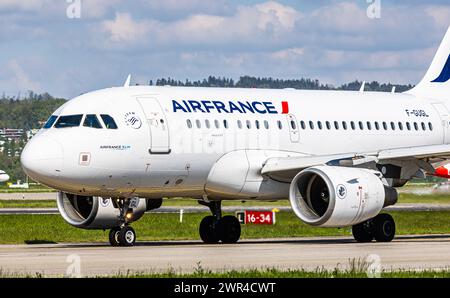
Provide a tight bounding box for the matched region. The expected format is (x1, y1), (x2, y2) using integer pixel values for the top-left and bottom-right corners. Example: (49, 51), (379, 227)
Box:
(172, 100), (289, 114)
(432, 54), (450, 83)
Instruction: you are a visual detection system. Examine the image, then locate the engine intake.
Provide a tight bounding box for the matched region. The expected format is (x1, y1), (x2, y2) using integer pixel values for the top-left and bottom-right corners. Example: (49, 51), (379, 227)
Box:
(289, 166), (397, 227)
(57, 192), (148, 229)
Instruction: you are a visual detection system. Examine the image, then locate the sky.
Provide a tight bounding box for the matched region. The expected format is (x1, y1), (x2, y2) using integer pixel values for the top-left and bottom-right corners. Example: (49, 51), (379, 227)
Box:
(0, 0), (449, 98)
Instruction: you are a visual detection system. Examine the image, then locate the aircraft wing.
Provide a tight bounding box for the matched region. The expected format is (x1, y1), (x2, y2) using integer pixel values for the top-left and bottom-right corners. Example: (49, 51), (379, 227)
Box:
(262, 144), (450, 180)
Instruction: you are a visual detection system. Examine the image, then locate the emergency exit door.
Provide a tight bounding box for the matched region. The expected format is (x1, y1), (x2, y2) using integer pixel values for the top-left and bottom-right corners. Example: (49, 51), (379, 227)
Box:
(137, 97), (171, 154)
(286, 114), (300, 143)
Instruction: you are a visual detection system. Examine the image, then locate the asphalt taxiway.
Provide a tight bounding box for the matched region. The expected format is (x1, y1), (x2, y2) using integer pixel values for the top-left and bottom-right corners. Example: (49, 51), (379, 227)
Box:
(0, 235), (449, 277)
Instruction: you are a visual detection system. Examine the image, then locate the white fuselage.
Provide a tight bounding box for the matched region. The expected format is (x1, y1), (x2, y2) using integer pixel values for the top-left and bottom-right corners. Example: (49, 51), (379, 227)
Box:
(20, 86), (449, 200)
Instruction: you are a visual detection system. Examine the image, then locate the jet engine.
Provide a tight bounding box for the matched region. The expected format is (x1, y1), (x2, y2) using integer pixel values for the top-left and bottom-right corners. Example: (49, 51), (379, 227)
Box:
(289, 166), (397, 227)
(57, 192), (160, 229)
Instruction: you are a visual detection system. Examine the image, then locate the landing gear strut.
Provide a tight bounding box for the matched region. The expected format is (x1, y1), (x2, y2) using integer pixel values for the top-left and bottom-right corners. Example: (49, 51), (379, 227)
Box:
(108, 198), (137, 247)
(352, 213), (396, 243)
(198, 201), (241, 244)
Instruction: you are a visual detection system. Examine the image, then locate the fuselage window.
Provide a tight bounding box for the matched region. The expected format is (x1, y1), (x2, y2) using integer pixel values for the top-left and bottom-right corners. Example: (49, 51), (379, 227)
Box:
(334, 121), (339, 130)
(398, 122), (403, 131)
(246, 120), (252, 129)
(421, 122), (426, 131)
(318, 121), (323, 130)
(196, 119), (202, 129)
(309, 121), (314, 130)
(291, 120), (297, 130)
(375, 122), (380, 130)
(350, 121), (356, 130)
(390, 122), (395, 130)
(414, 122), (419, 130)
(428, 122), (433, 131)
(326, 121), (331, 130)
(237, 120), (243, 129)
(54, 114), (83, 128)
(382, 122), (388, 130)
(43, 115), (58, 129)
(187, 119), (193, 128)
(277, 120), (283, 130)
(215, 119), (220, 129)
(342, 121), (347, 130)
(366, 122), (372, 130)
(205, 119), (211, 129)
(223, 120), (229, 129)
(406, 122), (411, 131)
(83, 114), (103, 129)
(300, 121), (306, 130)
(255, 120), (260, 129)
(264, 120), (269, 129)
(100, 115), (118, 129)
(358, 121), (364, 130)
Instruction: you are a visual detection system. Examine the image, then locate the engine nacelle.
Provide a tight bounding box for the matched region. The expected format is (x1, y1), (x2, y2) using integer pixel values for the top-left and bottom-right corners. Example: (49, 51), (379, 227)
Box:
(57, 192), (149, 229)
(289, 166), (397, 227)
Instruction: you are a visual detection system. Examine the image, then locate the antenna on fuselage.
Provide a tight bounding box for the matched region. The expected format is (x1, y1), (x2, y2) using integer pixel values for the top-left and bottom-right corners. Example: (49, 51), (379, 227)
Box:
(359, 81), (366, 93)
(123, 74), (131, 87)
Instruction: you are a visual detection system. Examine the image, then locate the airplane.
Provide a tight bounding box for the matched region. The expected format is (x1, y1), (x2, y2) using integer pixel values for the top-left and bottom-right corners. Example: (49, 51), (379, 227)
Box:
(20, 26), (450, 247)
(0, 170), (10, 183)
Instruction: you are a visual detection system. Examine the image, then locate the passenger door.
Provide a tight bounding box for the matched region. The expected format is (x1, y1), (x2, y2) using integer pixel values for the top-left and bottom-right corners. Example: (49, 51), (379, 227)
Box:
(137, 97), (171, 154)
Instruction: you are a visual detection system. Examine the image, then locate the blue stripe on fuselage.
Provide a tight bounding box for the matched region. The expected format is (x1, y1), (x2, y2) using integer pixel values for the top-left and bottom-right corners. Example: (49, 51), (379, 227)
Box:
(432, 54), (450, 83)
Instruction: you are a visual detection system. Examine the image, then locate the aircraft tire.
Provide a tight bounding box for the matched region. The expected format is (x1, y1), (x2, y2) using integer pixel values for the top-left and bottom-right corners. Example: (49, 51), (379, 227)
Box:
(373, 214), (396, 242)
(199, 216), (222, 244)
(220, 216), (241, 244)
(109, 227), (121, 246)
(352, 220), (374, 243)
(118, 226), (136, 247)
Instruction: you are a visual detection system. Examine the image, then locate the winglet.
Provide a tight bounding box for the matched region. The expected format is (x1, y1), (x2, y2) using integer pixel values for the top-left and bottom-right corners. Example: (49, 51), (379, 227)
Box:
(359, 81), (366, 93)
(123, 74), (131, 87)
(391, 86), (396, 93)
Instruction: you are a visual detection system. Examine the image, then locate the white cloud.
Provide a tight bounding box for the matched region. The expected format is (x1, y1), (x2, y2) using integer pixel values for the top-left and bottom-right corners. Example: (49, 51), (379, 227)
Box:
(101, 13), (152, 42)
(0, 0), (48, 11)
(7, 59), (41, 92)
(99, 1), (302, 48)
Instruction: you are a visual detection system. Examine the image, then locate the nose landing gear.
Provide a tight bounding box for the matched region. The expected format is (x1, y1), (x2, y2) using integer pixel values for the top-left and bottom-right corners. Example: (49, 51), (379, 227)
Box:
(198, 201), (241, 244)
(108, 198), (138, 247)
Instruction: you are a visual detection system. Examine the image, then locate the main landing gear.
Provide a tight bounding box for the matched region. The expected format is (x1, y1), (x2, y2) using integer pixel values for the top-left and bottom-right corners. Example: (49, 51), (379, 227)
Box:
(352, 213), (396, 243)
(109, 198), (137, 247)
(198, 201), (241, 244)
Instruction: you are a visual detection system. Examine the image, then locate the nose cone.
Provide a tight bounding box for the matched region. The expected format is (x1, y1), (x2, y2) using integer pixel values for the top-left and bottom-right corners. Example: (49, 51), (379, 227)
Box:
(21, 136), (63, 184)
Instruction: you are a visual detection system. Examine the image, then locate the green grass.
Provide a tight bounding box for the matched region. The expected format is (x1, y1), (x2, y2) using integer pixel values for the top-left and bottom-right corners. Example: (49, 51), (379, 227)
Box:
(0, 200), (56, 208)
(118, 267), (450, 278)
(398, 193), (450, 204)
(0, 211), (449, 244)
(2, 265), (450, 278)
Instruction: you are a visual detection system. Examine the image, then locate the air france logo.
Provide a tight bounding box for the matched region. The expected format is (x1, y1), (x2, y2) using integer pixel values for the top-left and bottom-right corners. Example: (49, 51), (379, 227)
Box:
(431, 54), (450, 83)
(336, 184), (347, 200)
(124, 112), (142, 129)
(172, 100), (289, 114)
(100, 198), (110, 207)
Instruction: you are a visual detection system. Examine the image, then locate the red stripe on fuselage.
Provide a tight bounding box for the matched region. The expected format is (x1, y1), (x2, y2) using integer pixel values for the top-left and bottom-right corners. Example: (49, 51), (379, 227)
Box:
(281, 101), (289, 114)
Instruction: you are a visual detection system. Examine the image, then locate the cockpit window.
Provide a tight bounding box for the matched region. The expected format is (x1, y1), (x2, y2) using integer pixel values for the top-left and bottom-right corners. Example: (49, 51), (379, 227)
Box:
(83, 114), (102, 129)
(43, 115), (58, 129)
(54, 115), (83, 128)
(100, 114), (118, 129)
